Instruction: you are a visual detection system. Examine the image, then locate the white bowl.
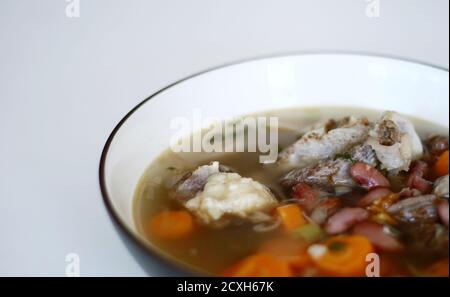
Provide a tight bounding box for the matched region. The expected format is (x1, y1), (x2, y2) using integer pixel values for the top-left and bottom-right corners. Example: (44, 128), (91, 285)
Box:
(99, 53), (449, 275)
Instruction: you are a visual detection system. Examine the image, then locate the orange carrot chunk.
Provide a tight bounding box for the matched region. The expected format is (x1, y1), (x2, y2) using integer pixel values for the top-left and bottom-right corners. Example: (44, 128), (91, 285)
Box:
(434, 150), (449, 177)
(148, 210), (194, 240)
(223, 253), (293, 277)
(276, 204), (307, 232)
(425, 258), (449, 277)
(310, 235), (374, 277)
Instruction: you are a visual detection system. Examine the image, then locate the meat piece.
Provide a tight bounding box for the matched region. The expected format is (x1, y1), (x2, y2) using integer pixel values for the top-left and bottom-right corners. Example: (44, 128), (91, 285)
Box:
(400, 222), (449, 260)
(350, 162), (390, 190)
(349, 144), (378, 167)
(170, 162), (231, 202)
(278, 116), (370, 169)
(324, 207), (369, 234)
(280, 159), (357, 192)
(309, 198), (342, 225)
(184, 172), (278, 227)
(437, 200), (449, 227)
(387, 195), (438, 224)
(365, 111), (423, 172)
(386, 193), (448, 259)
(433, 175), (449, 198)
(352, 222), (404, 252)
(358, 188), (392, 207)
(389, 195), (448, 259)
(426, 135), (449, 158)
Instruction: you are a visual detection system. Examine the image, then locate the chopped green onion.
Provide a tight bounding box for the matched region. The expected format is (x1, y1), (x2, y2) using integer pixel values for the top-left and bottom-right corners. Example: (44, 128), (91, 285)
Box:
(292, 223), (324, 243)
(328, 241), (347, 252)
(334, 152), (353, 161)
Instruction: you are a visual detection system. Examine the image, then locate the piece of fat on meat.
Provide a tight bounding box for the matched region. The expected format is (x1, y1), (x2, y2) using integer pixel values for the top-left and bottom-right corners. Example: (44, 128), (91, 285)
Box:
(277, 116), (370, 170)
(365, 111), (423, 172)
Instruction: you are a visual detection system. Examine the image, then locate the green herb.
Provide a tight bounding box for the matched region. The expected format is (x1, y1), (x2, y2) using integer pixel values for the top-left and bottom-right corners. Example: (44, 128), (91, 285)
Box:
(292, 224), (324, 243)
(328, 241), (347, 252)
(334, 152), (353, 161)
(166, 166), (177, 171)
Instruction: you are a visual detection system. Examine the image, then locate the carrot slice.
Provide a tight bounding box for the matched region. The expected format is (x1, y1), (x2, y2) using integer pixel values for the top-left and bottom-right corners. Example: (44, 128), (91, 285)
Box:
(259, 237), (311, 272)
(223, 253), (293, 277)
(310, 235), (374, 277)
(276, 204), (307, 232)
(148, 210), (194, 240)
(424, 258), (449, 277)
(378, 254), (409, 276)
(434, 150), (449, 177)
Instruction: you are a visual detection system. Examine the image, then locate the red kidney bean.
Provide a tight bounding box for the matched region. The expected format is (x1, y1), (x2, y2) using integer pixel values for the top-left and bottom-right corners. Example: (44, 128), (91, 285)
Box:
(406, 161), (433, 193)
(310, 198), (342, 225)
(352, 221), (404, 252)
(410, 161), (430, 177)
(350, 162), (390, 190)
(293, 183), (321, 213)
(427, 136), (449, 159)
(324, 207), (369, 234)
(358, 188), (392, 207)
(408, 175), (433, 193)
(437, 201), (449, 227)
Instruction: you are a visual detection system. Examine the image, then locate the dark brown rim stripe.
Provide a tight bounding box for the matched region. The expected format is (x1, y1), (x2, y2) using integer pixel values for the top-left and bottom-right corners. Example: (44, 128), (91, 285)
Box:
(98, 51), (449, 276)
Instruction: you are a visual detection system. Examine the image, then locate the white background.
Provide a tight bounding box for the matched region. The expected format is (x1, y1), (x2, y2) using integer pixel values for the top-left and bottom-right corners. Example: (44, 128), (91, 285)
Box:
(0, 0), (448, 276)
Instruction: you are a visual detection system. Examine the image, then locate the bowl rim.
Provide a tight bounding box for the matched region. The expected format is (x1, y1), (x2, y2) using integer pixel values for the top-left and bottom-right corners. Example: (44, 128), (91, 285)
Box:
(98, 51), (449, 276)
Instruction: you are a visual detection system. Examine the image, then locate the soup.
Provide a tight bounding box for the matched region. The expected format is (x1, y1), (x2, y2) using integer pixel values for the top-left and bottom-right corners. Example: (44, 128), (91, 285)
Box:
(134, 107), (449, 276)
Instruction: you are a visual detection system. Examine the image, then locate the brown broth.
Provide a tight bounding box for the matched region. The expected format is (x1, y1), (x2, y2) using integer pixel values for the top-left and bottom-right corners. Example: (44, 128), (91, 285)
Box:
(133, 107), (448, 275)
